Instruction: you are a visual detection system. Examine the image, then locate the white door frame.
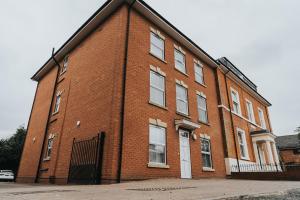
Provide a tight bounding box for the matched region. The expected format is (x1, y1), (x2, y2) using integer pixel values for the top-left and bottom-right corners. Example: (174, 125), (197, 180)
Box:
(179, 129), (192, 179)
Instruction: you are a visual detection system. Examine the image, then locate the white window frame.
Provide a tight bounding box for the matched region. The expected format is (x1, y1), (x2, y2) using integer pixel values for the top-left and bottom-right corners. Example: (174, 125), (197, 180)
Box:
(174, 49), (186, 74)
(149, 124), (167, 165)
(258, 108), (266, 129)
(150, 32), (165, 60)
(230, 88), (241, 115)
(60, 55), (69, 74)
(200, 137), (213, 168)
(197, 94), (208, 123)
(245, 99), (255, 123)
(194, 62), (204, 84)
(53, 93), (61, 114)
(236, 128), (249, 160)
(45, 138), (54, 159)
(150, 70), (165, 107)
(176, 84), (189, 115)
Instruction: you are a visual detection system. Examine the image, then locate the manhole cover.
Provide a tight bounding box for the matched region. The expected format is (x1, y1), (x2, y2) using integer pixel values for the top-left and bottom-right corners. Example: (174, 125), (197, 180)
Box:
(127, 186), (196, 191)
(9, 190), (77, 195)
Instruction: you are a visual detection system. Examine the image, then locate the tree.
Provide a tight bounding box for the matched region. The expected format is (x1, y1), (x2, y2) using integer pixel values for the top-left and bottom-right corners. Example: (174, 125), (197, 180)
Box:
(0, 126), (26, 174)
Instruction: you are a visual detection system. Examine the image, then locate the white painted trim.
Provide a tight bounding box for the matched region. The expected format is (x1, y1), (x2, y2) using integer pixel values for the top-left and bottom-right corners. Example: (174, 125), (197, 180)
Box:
(147, 162), (170, 169)
(236, 128), (250, 160)
(196, 90), (206, 98)
(150, 65), (166, 77)
(218, 104), (264, 129)
(245, 99), (256, 124)
(258, 107), (266, 129)
(193, 58), (203, 66)
(150, 26), (165, 40)
(175, 79), (188, 88)
(174, 44), (186, 54)
(224, 158), (256, 175)
(199, 133), (210, 139)
(149, 118), (167, 128)
(230, 87), (241, 115)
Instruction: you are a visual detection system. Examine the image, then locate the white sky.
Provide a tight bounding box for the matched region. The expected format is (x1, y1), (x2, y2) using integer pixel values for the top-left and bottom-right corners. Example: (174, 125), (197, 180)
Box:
(0, 0), (299, 139)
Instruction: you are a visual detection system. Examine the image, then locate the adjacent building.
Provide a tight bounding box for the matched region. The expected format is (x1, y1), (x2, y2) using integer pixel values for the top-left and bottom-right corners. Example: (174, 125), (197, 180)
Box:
(17, 0), (279, 184)
(276, 134), (300, 165)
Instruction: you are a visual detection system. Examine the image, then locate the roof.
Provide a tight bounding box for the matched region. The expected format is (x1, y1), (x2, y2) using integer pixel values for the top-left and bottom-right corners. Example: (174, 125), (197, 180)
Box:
(31, 0), (219, 81)
(217, 57), (272, 106)
(217, 57), (257, 91)
(275, 134), (300, 150)
(30, 0), (271, 107)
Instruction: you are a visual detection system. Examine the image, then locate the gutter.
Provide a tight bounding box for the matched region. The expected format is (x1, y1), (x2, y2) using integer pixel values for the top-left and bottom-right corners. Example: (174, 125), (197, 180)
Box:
(117, 0), (136, 183)
(35, 50), (61, 183)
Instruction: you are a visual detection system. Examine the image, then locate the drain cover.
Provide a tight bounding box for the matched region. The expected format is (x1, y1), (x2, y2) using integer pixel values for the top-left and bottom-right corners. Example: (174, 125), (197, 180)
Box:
(127, 186), (196, 191)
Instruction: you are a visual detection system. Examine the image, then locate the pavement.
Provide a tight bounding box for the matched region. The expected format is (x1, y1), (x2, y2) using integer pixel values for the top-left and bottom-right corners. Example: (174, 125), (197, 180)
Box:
(0, 179), (300, 200)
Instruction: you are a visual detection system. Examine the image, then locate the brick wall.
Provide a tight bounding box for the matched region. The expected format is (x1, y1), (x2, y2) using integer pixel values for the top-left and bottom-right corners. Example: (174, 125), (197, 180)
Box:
(280, 149), (300, 164)
(120, 9), (226, 180)
(216, 67), (272, 163)
(17, 5), (129, 183)
(17, 66), (58, 183)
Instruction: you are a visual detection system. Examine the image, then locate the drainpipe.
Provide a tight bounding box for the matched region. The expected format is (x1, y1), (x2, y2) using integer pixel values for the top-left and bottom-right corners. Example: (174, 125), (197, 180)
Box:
(214, 68), (229, 158)
(35, 48), (61, 183)
(224, 71), (240, 172)
(117, 0), (136, 183)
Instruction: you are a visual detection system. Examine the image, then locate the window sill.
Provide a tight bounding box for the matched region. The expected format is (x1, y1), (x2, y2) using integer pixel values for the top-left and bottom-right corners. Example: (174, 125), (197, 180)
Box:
(202, 167), (215, 172)
(43, 157), (51, 162)
(149, 52), (167, 64)
(57, 76), (65, 84)
(149, 101), (168, 110)
(198, 120), (210, 126)
(240, 157), (250, 161)
(50, 118), (57, 123)
(174, 68), (189, 77)
(195, 81), (207, 88)
(176, 111), (191, 119)
(147, 163), (170, 169)
(52, 111), (59, 116)
(60, 69), (67, 76)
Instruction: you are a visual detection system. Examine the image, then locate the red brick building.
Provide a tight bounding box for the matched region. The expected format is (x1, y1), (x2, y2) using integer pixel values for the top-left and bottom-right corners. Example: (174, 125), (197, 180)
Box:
(276, 134), (300, 165)
(17, 0), (279, 184)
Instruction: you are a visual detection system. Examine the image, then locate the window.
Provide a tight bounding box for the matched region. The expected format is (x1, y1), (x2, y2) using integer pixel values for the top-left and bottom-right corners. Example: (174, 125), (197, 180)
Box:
(150, 32), (165, 60)
(176, 84), (188, 115)
(201, 138), (212, 168)
(237, 128), (248, 159)
(53, 93), (61, 114)
(231, 89), (241, 114)
(174, 49), (186, 73)
(246, 100), (255, 123)
(45, 138), (53, 158)
(61, 55), (68, 73)
(194, 63), (204, 84)
(197, 95), (208, 123)
(149, 125), (166, 164)
(258, 108), (266, 129)
(150, 71), (165, 106)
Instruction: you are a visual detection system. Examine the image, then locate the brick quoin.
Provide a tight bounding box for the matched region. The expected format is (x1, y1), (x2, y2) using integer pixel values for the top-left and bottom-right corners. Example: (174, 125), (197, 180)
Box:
(17, 0), (276, 184)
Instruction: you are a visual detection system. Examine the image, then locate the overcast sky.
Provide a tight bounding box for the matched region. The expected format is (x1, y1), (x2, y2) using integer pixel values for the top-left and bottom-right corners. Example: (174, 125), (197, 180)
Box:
(0, 0), (299, 139)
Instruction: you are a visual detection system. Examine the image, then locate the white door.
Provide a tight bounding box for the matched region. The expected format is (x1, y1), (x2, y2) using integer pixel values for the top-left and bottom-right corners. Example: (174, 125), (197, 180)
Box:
(179, 129), (191, 179)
